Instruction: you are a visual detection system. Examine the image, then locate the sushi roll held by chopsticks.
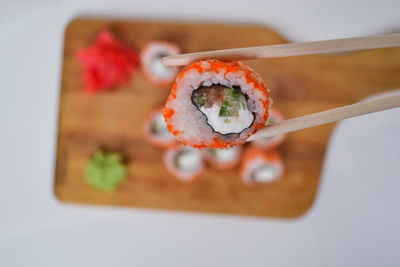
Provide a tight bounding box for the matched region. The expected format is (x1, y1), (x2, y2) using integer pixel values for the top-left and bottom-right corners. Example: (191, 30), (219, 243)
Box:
(163, 60), (270, 148)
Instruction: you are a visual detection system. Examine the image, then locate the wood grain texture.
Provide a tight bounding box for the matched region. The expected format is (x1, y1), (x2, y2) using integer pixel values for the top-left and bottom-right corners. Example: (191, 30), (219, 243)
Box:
(54, 17), (400, 218)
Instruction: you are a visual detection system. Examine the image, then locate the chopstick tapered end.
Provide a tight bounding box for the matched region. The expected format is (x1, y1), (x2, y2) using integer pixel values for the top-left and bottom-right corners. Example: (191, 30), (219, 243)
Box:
(163, 55), (187, 66)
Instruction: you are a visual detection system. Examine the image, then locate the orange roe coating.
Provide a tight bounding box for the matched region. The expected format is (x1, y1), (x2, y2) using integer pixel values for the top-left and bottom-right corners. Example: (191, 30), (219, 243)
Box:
(163, 60), (270, 148)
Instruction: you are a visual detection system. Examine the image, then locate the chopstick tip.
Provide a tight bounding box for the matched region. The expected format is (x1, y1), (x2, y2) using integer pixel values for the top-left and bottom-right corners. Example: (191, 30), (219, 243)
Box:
(162, 56), (175, 66)
(163, 55), (194, 66)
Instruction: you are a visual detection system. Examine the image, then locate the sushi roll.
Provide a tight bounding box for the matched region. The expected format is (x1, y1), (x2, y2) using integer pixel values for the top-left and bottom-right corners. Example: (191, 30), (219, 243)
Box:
(252, 107), (286, 150)
(163, 146), (204, 182)
(201, 146), (242, 170)
(240, 146), (283, 186)
(163, 60), (270, 148)
(141, 41), (180, 87)
(141, 107), (179, 149)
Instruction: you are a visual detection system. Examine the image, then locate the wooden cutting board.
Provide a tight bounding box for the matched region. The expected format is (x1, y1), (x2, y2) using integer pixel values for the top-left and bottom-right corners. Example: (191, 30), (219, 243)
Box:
(54, 17), (400, 218)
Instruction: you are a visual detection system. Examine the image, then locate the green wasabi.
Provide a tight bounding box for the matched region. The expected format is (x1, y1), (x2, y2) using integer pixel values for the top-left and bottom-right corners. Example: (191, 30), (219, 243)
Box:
(85, 150), (127, 192)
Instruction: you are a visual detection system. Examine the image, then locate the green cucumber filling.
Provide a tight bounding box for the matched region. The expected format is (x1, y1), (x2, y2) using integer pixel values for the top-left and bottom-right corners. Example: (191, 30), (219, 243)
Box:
(191, 85), (254, 135)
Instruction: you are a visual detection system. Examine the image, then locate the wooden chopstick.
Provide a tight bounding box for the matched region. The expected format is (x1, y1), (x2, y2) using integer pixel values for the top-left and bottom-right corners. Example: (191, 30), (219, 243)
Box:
(163, 33), (400, 66)
(246, 90), (400, 142)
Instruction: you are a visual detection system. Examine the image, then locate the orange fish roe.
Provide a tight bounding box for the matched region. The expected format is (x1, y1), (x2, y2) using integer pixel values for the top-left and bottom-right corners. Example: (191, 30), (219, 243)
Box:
(163, 60), (270, 149)
(163, 108), (175, 119)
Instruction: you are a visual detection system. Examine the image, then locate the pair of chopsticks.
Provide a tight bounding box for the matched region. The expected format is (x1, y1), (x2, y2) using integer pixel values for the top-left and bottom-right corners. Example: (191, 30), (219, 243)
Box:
(163, 33), (400, 141)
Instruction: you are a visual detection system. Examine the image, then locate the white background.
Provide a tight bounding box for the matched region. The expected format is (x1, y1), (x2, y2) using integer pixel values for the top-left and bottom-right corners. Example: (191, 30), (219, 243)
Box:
(1, 0), (400, 266)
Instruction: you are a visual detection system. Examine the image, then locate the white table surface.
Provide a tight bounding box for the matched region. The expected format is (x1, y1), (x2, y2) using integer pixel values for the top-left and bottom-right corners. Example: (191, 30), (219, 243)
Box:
(1, 0), (400, 266)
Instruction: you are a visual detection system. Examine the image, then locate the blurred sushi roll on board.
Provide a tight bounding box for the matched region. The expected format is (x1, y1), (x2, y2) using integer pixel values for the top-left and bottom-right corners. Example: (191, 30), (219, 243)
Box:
(142, 107), (179, 149)
(251, 106), (286, 150)
(240, 146), (284, 186)
(163, 146), (205, 182)
(163, 60), (270, 149)
(141, 41), (180, 87)
(201, 146), (242, 170)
